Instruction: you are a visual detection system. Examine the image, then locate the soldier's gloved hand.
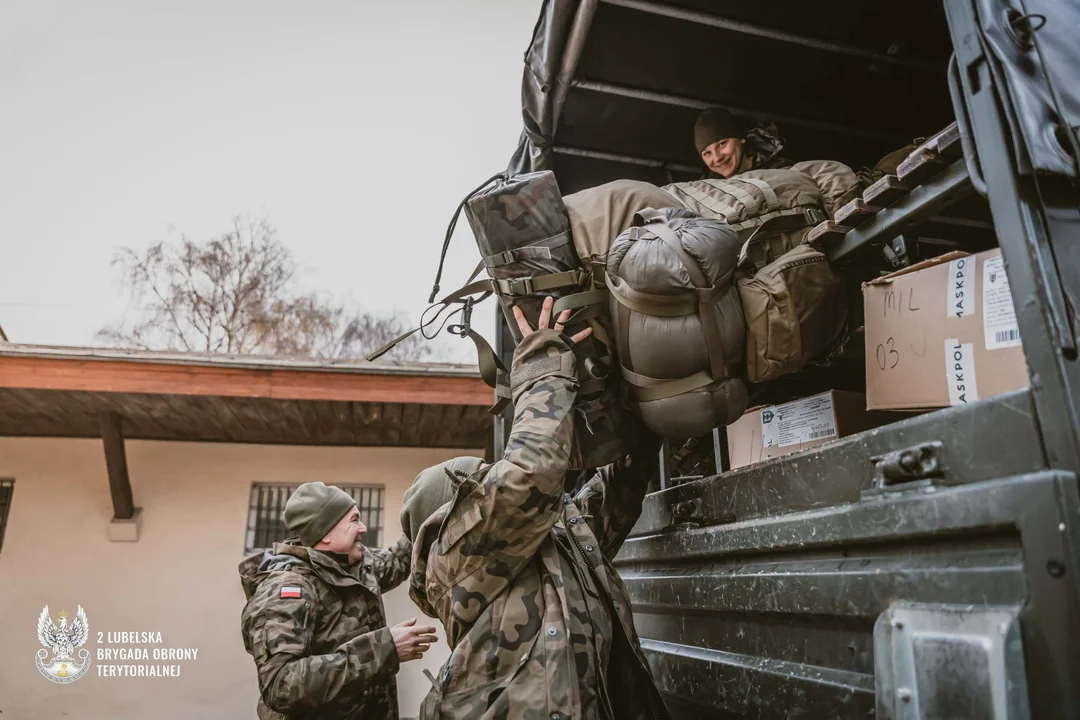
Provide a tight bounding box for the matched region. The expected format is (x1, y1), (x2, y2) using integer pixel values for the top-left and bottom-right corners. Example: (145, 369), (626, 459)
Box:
(513, 296), (592, 343)
(390, 618), (438, 663)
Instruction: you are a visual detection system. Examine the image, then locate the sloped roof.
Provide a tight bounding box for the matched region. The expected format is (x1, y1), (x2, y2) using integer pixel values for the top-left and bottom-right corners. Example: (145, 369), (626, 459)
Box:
(0, 344), (493, 449)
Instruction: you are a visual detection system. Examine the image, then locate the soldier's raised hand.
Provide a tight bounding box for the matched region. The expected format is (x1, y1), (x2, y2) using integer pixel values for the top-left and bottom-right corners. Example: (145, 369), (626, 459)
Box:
(513, 296), (592, 343)
(390, 618), (438, 663)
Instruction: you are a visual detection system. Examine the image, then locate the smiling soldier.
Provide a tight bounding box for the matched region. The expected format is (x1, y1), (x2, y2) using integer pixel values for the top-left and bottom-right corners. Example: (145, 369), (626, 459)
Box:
(240, 482), (437, 720)
(694, 106), (791, 178)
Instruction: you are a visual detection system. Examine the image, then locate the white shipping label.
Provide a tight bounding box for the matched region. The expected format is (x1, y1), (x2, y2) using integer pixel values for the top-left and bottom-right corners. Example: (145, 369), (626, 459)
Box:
(945, 339), (979, 405)
(983, 256), (1021, 350)
(946, 256), (975, 318)
(758, 393), (838, 449)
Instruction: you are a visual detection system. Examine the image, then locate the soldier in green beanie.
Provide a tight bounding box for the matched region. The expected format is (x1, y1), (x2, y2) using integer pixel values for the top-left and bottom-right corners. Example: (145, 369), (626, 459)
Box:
(239, 481), (438, 720)
(694, 106), (790, 178)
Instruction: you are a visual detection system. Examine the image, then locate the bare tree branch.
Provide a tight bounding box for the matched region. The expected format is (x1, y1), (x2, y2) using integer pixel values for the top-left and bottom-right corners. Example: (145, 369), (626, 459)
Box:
(97, 217), (430, 361)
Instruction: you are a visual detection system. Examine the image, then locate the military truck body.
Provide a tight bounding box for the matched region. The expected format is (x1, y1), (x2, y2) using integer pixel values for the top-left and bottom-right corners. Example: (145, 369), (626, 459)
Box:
(494, 0), (1080, 717)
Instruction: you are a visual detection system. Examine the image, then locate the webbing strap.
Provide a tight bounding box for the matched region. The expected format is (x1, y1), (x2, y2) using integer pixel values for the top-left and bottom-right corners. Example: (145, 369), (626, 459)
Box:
(589, 258), (608, 289)
(365, 326), (421, 362)
(639, 212), (711, 289)
(367, 260), (487, 362)
(438, 278), (498, 303)
(639, 215), (730, 383)
(677, 184), (740, 222)
(458, 327), (510, 415)
(737, 208), (829, 269)
(697, 295), (729, 383)
(552, 289), (607, 315)
(491, 386), (510, 415)
(492, 270), (586, 296)
(463, 259), (486, 287)
(704, 178), (758, 212)
(569, 304), (609, 323)
(606, 274), (698, 317)
(615, 300), (633, 373)
(370, 310), (509, 412)
(623, 370), (716, 403)
(661, 184), (700, 214)
(731, 206), (828, 234)
(731, 176), (780, 213)
(439, 269), (586, 304)
(482, 232), (573, 269)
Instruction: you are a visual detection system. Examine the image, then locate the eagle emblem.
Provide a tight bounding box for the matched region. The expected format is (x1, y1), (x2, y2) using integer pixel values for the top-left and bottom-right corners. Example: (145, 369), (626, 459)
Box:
(36, 605), (91, 683)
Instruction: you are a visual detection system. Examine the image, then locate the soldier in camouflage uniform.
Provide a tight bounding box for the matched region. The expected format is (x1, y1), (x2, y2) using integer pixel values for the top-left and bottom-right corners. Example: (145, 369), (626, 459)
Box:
(400, 297), (672, 720)
(240, 482), (438, 720)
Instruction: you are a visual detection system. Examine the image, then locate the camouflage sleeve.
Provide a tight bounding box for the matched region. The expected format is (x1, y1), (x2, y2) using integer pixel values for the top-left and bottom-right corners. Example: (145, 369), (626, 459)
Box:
(574, 429), (661, 558)
(371, 535), (412, 591)
(242, 578), (399, 713)
(430, 328), (578, 624)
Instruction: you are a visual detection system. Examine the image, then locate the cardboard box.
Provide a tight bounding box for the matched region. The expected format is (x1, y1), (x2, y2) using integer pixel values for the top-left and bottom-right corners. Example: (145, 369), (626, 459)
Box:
(727, 390), (888, 470)
(863, 249), (1029, 411)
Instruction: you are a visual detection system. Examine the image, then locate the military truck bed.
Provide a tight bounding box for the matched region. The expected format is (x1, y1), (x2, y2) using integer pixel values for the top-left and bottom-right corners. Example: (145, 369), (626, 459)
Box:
(619, 387), (1079, 717)
(502, 0), (1080, 716)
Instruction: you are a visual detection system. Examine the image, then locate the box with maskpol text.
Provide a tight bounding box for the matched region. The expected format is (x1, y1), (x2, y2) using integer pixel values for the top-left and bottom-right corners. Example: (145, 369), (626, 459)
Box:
(862, 249), (1029, 411)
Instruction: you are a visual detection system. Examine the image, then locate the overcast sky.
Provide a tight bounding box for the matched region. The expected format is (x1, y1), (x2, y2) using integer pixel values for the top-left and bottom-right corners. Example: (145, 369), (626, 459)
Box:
(0, 0), (540, 362)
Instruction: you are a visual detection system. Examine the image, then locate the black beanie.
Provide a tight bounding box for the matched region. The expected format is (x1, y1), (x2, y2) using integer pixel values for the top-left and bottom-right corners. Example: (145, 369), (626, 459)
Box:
(694, 107), (744, 154)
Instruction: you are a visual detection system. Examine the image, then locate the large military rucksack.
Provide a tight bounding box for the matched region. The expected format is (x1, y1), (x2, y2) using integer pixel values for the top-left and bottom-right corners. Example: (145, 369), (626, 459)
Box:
(605, 208), (748, 439)
(457, 171), (637, 470)
(664, 163), (854, 383)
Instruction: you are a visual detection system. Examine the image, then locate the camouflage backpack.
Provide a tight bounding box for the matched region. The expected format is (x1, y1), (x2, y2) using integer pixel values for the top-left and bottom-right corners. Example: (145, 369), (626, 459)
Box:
(457, 172), (636, 471)
(369, 171), (634, 471)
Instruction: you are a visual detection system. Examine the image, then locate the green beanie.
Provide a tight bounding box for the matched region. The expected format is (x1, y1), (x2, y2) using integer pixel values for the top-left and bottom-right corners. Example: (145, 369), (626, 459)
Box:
(694, 107), (745, 154)
(285, 482), (357, 547)
(401, 457), (485, 542)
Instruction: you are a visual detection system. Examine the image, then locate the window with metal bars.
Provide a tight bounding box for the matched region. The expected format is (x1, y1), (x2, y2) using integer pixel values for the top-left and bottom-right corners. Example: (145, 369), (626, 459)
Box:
(0, 480), (13, 554)
(245, 484), (384, 554)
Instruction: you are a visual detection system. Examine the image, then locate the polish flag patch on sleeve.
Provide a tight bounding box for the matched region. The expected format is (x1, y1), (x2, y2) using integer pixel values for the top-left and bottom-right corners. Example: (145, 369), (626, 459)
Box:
(280, 585), (303, 599)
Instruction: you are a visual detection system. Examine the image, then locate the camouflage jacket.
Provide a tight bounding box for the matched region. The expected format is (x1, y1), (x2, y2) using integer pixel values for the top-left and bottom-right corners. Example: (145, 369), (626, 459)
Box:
(409, 329), (671, 720)
(239, 536), (412, 720)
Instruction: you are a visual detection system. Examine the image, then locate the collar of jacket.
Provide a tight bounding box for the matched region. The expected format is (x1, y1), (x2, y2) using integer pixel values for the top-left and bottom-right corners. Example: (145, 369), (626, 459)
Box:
(268, 539), (374, 589)
(408, 473), (484, 619)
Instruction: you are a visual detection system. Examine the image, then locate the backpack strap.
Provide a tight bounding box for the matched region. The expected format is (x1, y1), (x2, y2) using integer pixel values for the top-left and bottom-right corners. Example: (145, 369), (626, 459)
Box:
(636, 210), (710, 287)
(481, 232), (574, 269)
(437, 269), (588, 303)
(667, 183), (741, 221)
(369, 259), (511, 414)
(736, 207), (830, 270)
(703, 178), (760, 212)
(730, 176), (780, 213)
(552, 289), (609, 322)
(605, 275), (698, 316)
(620, 367), (716, 402)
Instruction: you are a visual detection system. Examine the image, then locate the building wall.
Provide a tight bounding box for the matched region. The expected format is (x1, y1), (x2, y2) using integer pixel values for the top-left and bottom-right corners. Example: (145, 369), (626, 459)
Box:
(0, 437), (480, 720)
